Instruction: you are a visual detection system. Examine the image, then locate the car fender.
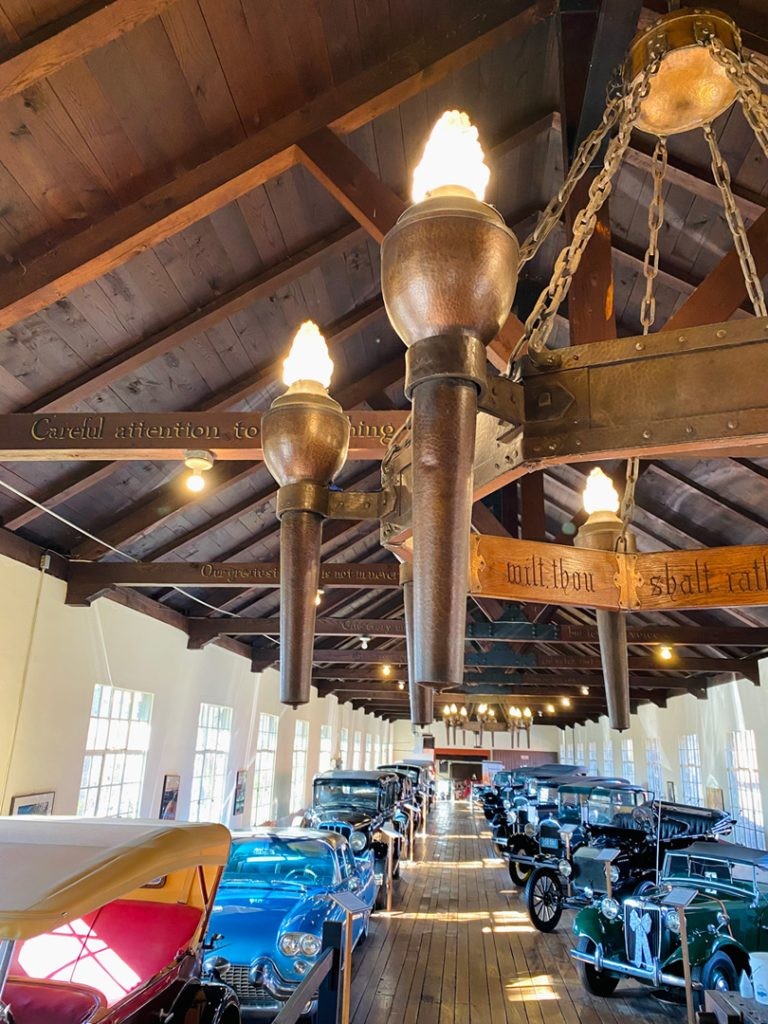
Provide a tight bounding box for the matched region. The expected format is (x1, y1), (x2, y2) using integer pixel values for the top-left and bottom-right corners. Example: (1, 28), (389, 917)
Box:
(572, 906), (624, 949)
(508, 835), (537, 858)
(663, 934), (752, 973)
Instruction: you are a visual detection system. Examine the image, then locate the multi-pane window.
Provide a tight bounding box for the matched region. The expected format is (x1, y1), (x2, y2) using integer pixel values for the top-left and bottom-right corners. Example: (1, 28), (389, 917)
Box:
(339, 728), (349, 769)
(290, 720), (310, 811)
(679, 734), (704, 806)
(373, 736), (381, 767)
(727, 730), (765, 849)
(353, 731), (362, 769)
(364, 734), (373, 769)
(190, 703), (233, 822)
(646, 738), (663, 798)
(602, 740), (614, 777)
(319, 724), (333, 773)
(252, 713), (278, 825)
(587, 742), (598, 776)
(620, 738), (635, 783)
(576, 741), (585, 766)
(78, 684), (153, 818)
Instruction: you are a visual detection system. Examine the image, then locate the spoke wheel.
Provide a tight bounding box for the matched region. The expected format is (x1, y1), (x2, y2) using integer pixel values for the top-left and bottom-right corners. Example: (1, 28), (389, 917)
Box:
(508, 852), (532, 888)
(525, 870), (563, 932)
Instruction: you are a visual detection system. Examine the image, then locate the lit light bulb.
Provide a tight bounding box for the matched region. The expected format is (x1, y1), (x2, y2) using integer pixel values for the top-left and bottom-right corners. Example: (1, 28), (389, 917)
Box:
(583, 467), (620, 515)
(186, 470), (205, 493)
(382, 664), (392, 677)
(450, 703), (458, 715)
(359, 635), (371, 650)
(477, 703), (488, 715)
(561, 697), (572, 708)
(314, 588), (324, 607)
(546, 703), (555, 714)
(283, 321), (334, 389)
(442, 705), (451, 716)
(489, 707), (496, 718)
(523, 707), (532, 719)
(184, 450), (214, 493)
(397, 680), (405, 690)
(460, 706), (468, 717)
(658, 644), (674, 661)
(411, 110), (490, 203)
(580, 686), (589, 696)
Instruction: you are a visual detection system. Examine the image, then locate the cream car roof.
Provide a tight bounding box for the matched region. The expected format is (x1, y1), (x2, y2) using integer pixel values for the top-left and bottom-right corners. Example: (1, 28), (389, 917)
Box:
(0, 816), (230, 941)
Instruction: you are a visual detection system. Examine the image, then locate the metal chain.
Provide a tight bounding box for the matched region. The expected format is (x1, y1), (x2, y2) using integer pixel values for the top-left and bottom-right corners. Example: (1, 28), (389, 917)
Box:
(703, 122), (767, 317)
(508, 58), (661, 371)
(617, 456), (640, 553)
(519, 90), (623, 264)
(640, 136), (668, 335)
(709, 39), (768, 162)
(746, 50), (768, 87)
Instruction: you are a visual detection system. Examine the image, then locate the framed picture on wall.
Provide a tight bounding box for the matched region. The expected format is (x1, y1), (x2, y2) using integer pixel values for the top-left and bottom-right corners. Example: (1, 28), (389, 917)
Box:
(10, 791), (55, 815)
(233, 770), (247, 816)
(159, 774), (180, 820)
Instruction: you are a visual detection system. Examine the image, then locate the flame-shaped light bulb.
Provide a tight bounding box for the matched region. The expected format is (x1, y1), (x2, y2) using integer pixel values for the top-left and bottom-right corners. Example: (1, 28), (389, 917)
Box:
(411, 110), (490, 203)
(283, 320), (334, 389)
(583, 467), (620, 516)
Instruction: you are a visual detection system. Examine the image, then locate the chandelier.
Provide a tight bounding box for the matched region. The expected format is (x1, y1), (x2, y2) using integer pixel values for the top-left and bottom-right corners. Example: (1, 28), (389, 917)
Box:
(262, 8), (768, 729)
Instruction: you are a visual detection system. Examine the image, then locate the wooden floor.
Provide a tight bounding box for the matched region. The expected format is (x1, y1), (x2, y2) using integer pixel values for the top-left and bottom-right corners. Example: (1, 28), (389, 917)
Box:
(350, 800), (683, 1023)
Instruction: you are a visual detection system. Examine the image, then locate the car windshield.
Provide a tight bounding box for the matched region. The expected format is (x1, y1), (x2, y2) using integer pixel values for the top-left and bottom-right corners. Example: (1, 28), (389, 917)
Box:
(558, 791), (583, 823)
(315, 781), (380, 810)
(537, 785), (558, 804)
(587, 789), (639, 825)
(663, 853), (755, 895)
(221, 837), (337, 889)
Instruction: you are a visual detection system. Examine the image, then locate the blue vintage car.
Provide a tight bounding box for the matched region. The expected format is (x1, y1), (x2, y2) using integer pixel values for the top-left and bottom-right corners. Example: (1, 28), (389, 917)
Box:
(205, 828), (375, 1019)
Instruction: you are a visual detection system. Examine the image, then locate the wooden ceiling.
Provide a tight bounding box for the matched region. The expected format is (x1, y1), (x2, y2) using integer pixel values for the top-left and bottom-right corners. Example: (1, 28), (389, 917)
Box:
(0, 0), (766, 725)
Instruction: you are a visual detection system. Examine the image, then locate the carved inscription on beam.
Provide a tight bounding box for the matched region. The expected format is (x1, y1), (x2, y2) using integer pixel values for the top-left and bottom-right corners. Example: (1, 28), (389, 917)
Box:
(0, 411), (405, 461)
(632, 546), (768, 612)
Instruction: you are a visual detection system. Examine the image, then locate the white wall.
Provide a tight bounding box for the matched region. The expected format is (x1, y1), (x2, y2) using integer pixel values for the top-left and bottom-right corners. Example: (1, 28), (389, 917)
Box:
(0, 553), (389, 826)
(391, 718), (561, 759)
(558, 660), (768, 843)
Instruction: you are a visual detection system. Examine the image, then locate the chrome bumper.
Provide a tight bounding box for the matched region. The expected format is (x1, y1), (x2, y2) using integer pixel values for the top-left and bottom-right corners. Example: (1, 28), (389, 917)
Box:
(569, 943), (701, 991)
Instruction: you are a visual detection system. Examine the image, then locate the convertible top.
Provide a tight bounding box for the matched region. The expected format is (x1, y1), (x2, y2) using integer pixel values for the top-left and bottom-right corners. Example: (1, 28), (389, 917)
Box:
(315, 770), (398, 782)
(681, 840), (768, 867)
(0, 816), (230, 941)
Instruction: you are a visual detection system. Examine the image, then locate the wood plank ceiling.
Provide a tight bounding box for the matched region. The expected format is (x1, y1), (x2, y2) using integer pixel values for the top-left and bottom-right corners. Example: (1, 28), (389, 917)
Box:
(0, 0), (766, 725)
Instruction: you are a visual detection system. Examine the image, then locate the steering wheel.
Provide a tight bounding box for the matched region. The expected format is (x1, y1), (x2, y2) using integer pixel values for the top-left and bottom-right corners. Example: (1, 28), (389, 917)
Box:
(284, 868), (319, 882)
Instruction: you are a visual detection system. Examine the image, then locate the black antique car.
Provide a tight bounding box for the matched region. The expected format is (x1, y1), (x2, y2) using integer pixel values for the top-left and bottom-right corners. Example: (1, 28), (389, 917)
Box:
(378, 761), (434, 811)
(518, 780), (643, 931)
(571, 841), (768, 1002)
(484, 764), (586, 828)
(303, 769), (403, 909)
(531, 789), (734, 934)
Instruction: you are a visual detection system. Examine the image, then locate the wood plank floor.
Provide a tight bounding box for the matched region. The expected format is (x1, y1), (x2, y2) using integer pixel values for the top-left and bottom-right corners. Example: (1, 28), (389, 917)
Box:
(350, 800), (683, 1023)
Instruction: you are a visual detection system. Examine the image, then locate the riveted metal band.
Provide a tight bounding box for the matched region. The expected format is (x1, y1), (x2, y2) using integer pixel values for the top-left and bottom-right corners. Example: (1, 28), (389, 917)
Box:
(276, 481), (329, 518)
(405, 334), (488, 400)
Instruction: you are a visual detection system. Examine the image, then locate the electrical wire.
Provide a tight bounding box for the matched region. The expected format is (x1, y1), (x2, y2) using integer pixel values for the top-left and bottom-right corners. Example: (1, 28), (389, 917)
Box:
(0, 475), (281, 634)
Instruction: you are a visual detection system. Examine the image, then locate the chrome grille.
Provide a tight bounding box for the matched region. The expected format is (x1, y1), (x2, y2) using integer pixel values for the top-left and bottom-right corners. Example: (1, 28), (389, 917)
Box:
(623, 900), (661, 969)
(318, 821), (353, 839)
(228, 964), (280, 1009)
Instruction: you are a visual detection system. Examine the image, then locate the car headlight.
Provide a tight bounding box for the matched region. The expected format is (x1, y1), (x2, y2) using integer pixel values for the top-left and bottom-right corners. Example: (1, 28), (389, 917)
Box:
(600, 897), (620, 921)
(350, 830), (368, 853)
(609, 866), (620, 883)
(558, 859), (572, 878)
(508, 811), (517, 824)
(524, 823), (535, 837)
(279, 933), (322, 958)
(665, 909), (681, 935)
(203, 955), (231, 978)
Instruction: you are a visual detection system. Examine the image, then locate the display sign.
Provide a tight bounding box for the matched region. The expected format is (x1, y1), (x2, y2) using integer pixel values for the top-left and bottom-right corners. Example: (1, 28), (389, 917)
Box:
(0, 410), (406, 461)
(631, 545), (768, 611)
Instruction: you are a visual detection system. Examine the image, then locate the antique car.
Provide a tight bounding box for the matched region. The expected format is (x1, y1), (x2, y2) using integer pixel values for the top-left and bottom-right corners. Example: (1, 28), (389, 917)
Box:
(533, 791), (734, 935)
(378, 761), (434, 811)
(303, 769), (403, 908)
(570, 841), (768, 1001)
(205, 828), (375, 1019)
(518, 780), (642, 931)
(483, 764), (585, 823)
(0, 816), (239, 1024)
(378, 767), (422, 832)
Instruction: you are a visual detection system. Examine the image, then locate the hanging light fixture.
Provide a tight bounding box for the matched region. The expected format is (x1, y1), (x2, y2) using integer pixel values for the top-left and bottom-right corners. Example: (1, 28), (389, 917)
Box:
(184, 450), (214, 493)
(574, 467), (634, 731)
(261, 322), (348, 707)
(658, 644), (674, 662)
(381, 110), (519, 697)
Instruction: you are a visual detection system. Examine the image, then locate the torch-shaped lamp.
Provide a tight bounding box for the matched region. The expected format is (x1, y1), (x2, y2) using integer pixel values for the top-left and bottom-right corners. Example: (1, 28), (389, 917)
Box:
(381, 111), (519, 694)
(574, 468), (633, 731)
(262, 323), (349, 706)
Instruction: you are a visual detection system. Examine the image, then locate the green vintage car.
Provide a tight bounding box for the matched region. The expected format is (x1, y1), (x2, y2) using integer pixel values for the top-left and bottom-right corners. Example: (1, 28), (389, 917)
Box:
(570, 841), (768, 1000)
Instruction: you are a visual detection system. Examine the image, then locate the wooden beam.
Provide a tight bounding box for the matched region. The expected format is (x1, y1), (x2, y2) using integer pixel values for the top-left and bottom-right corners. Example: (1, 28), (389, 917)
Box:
(312, 669), (689, 690)
(664, 208), (768, 331)
(66, 560), (400, 605)
(0, 0), (555, 331)
(0, 0), (179, 104)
